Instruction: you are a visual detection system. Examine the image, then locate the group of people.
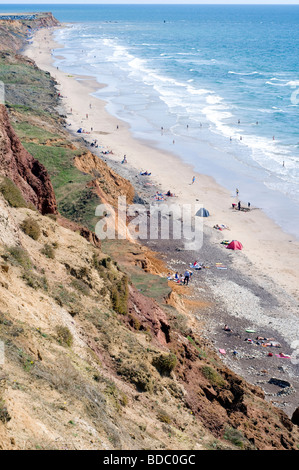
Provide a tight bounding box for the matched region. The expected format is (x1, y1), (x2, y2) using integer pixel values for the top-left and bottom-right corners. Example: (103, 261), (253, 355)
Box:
(235, 188), (251, 211)
(153, 191), (165, 201)
(90, 139), (99, 148)
(168, 270), (192, 285)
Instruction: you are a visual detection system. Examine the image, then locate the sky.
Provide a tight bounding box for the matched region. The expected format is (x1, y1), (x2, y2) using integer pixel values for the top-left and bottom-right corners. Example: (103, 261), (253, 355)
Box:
(2, 1), (299, 5)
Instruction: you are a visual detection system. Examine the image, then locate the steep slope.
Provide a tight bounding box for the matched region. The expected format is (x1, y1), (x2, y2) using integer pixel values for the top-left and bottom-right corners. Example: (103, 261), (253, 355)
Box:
(0, 194), (207, 450)
(0, 193), (298, 450)
(0, 104), (57, 214)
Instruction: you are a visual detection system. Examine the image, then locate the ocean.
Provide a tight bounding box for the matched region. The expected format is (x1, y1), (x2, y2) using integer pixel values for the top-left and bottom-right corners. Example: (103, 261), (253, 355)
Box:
(2, 4), (299, 238)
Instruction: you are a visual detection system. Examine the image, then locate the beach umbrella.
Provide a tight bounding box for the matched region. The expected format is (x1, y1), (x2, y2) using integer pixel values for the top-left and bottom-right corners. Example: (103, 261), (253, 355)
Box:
(227, 240), (243, 250)
(196, 208), (210, 217)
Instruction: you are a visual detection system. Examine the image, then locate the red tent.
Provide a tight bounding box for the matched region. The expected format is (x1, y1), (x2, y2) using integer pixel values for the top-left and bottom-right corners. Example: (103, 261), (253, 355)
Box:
(227, 240), (243, 250)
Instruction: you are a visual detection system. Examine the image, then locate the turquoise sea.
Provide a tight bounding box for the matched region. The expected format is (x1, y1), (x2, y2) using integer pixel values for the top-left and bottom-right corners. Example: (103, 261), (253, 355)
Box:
(2, 4), (299, 237)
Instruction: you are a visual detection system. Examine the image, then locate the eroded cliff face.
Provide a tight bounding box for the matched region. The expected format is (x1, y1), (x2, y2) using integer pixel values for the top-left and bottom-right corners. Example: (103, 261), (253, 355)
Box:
(0, 195), (298, 450)
(0, 13), (60, 53)
(0, 104), (57, 215)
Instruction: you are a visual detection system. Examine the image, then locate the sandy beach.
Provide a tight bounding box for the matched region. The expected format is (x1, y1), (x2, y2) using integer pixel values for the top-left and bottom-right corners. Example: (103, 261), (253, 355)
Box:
(26, 27), (299, 299)
(24, 26), (299, 416)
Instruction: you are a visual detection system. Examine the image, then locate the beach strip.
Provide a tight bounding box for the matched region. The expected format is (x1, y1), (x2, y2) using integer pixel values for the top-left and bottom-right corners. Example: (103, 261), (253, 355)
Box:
(24, 26), (299, 302)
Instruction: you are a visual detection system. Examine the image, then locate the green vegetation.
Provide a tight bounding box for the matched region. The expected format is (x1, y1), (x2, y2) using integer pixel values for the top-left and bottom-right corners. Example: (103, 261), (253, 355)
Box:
(201, 366), (226, 388)
(22, 271), (48, 291)
(129, 272), (171, 304)
(92, 254), (129, 315)
(22, 141), (99, 230)
(0, 399), (11, 424)
(187, 336), (207, 359)
(105, 382), (128, 411)
(53, 283), (79, 309)
(1, 55), (100, 230)
(40, 243), (55, 259)
(102, 240), (172, 306)
(70, 278), (91, 297)
(117, 361), (154, 393)
(110, 277), (129, 315)
(157, 409), (172, 425)
(5, 246), (32, 270)
(56, 325), (73, 348)
(18, 348), (35, 372)
(152, 353), (177, 375)
(12, 121), (61, 144)
(0, 53), (58, 112)
(223, 426), (247, 449)
(0, 176), (28, 208)
(20, 216), (41, 240)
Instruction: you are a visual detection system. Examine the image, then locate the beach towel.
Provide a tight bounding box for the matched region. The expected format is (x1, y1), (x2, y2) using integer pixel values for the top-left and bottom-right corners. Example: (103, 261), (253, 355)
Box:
(275, 353), (291, 359)
(219, 349), (226, 355)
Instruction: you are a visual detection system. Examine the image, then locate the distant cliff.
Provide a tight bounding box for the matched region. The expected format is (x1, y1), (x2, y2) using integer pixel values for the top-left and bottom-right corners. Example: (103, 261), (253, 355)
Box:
(0, 12), (60, 53)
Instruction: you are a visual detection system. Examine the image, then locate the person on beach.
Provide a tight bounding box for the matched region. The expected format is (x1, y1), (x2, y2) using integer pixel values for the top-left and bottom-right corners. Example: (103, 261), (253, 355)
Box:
(183, 270), (190, 285)
(192, 176), (196, 184)
(238, 201), (241, 211)
(236, 188), (239, 197)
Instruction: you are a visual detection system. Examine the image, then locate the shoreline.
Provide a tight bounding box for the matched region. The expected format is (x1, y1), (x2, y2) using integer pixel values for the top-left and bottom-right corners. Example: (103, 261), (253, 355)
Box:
(25, 26), (299, 302)
(24, 26), (299, 416)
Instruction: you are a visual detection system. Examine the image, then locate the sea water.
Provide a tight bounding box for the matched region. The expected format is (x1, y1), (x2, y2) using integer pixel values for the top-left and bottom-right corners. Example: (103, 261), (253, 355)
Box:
(2, 4), (299, 237)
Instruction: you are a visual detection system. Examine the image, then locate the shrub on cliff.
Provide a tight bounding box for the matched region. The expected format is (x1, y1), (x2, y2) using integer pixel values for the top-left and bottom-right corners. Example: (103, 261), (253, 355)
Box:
(117, 360), (154, 393)
(201, 366), (226, 388)
(0, 176), (28, 208)
(110, 277), (129, 315)
(152, 353), (177, 375)
(0, 399), (11, 424)
(6, 246), (32, 270)
(56, 325), (73, 348)
(21, 216), (41, 240)
(41, 243), (55, 259)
